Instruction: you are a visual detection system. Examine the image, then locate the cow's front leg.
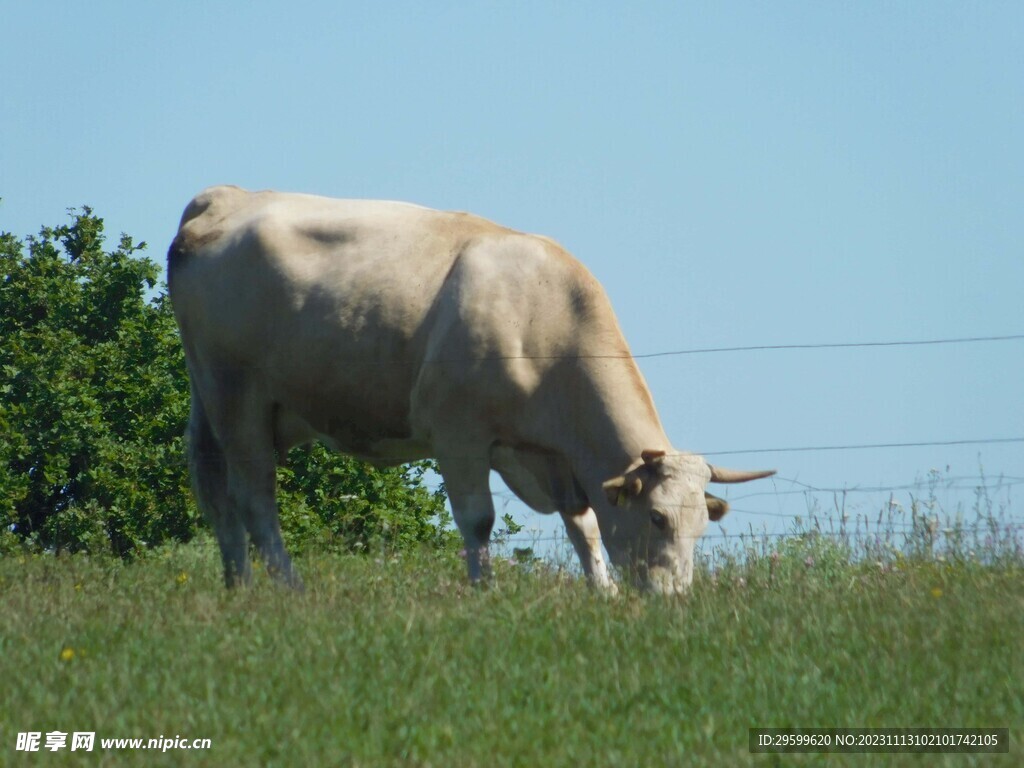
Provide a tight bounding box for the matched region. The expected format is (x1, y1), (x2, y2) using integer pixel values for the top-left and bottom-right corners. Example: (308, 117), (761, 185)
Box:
(561, 507), (618, 595)
(438, 454), (495, 584)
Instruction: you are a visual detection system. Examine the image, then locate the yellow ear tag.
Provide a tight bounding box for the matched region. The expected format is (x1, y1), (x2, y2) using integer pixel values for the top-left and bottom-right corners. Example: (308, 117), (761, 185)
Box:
(617, 488), (628, 506)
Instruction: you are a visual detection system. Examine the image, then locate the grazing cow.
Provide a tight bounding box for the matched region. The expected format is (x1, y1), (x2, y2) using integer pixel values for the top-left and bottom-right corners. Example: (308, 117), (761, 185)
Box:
(167, 186), (774, 594)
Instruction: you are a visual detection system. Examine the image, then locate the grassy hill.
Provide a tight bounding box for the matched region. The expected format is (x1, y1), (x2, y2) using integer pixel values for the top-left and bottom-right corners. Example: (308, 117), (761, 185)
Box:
(2, 524), (1021, 766)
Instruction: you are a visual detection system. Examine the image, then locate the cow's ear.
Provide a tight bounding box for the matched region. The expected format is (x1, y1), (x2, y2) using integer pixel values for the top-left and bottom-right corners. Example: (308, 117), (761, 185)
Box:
(641, 449), (667, 465)
(603, 475), (643, 507)
(705, 492), (729, 522)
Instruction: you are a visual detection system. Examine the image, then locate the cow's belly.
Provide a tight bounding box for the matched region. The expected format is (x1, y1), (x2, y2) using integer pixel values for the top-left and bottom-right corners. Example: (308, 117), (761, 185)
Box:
(272, 399), (432, 466)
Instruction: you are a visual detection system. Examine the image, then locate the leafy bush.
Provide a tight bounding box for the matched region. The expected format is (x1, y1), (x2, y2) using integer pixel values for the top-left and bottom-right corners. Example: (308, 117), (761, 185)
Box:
(276, 444), (455, 555)
(0, 208), (190, 556)
(1, 206), (452, 558)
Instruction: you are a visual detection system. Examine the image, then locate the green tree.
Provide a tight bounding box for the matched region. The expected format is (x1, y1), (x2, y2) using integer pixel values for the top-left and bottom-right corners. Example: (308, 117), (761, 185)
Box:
(1, 207), (452, 558)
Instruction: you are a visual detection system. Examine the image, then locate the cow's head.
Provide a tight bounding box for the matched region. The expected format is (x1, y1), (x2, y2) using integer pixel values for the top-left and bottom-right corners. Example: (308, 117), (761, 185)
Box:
(600, 450), (775, 594)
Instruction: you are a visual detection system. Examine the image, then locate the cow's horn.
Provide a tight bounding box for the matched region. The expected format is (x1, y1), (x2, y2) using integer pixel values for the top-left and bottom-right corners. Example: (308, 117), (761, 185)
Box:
(708, 465), (777, 483)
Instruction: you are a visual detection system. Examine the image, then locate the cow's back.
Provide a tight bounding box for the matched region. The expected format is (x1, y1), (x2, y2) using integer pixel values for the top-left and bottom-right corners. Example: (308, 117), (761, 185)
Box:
(167, 187), (533, 458)
(169, 186), (505, 359)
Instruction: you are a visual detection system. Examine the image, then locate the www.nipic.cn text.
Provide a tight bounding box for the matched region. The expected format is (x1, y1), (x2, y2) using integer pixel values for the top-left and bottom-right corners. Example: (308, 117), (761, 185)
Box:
(15, 732), (212, 753)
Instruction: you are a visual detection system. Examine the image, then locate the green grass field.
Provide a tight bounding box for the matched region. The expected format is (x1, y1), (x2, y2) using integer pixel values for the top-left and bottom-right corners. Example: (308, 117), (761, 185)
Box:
(2, 526), (1021, 767)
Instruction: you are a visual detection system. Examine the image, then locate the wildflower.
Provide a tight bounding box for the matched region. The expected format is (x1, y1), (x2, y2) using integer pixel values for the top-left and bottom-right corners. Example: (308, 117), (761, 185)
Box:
(176, 572), (188, 585)
(60, 647), (75, 662)
(931, 587), (943, 598)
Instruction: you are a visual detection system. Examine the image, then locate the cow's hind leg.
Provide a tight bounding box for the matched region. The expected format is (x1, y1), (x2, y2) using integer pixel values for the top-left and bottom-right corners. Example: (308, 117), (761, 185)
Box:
(223, 444), (302, 591)
(187, 391), (250, 587)
(437, 451), (495, 584)
(197, 378), (302, 590)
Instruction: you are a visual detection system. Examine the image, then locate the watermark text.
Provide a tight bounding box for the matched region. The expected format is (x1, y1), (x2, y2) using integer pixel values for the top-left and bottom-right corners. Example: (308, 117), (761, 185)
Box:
(16, 732), (211, 753)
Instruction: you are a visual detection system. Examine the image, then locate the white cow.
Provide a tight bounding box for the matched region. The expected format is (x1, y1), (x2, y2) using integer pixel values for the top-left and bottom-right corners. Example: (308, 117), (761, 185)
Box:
(167, 186), (774, 594)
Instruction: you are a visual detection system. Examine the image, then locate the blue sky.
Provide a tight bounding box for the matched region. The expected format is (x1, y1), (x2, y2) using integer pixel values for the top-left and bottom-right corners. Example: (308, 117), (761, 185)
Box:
(3, 3), (1022, 553)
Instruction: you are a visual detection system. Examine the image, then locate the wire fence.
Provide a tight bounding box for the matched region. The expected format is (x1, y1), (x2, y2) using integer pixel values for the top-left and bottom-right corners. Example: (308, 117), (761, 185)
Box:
(492, 522), (1024, 547)
(627, 333), (1024, 360)
(487, 514), (1024, 577)
(348, 332), (1023, 558)
(488, 515), (1024, 559)
(413, 333), (1024, 363)
(483, 471), (1024, 510)
(181, 331), (1023, 554)
(700, 437), (1024, 457)
(484, 465), (1023, 553)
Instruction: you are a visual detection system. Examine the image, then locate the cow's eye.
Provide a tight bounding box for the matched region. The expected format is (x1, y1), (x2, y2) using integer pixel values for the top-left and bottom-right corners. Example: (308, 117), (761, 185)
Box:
(650, 510), (668, 530)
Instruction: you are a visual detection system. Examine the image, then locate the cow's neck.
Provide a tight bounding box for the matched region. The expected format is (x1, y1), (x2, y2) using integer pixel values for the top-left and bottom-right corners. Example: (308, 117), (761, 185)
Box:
(553, 355), (670, 490)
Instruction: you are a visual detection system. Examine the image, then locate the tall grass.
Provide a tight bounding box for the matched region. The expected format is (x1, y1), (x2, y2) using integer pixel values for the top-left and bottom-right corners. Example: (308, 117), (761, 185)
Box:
(1, 492), (1021, 766)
